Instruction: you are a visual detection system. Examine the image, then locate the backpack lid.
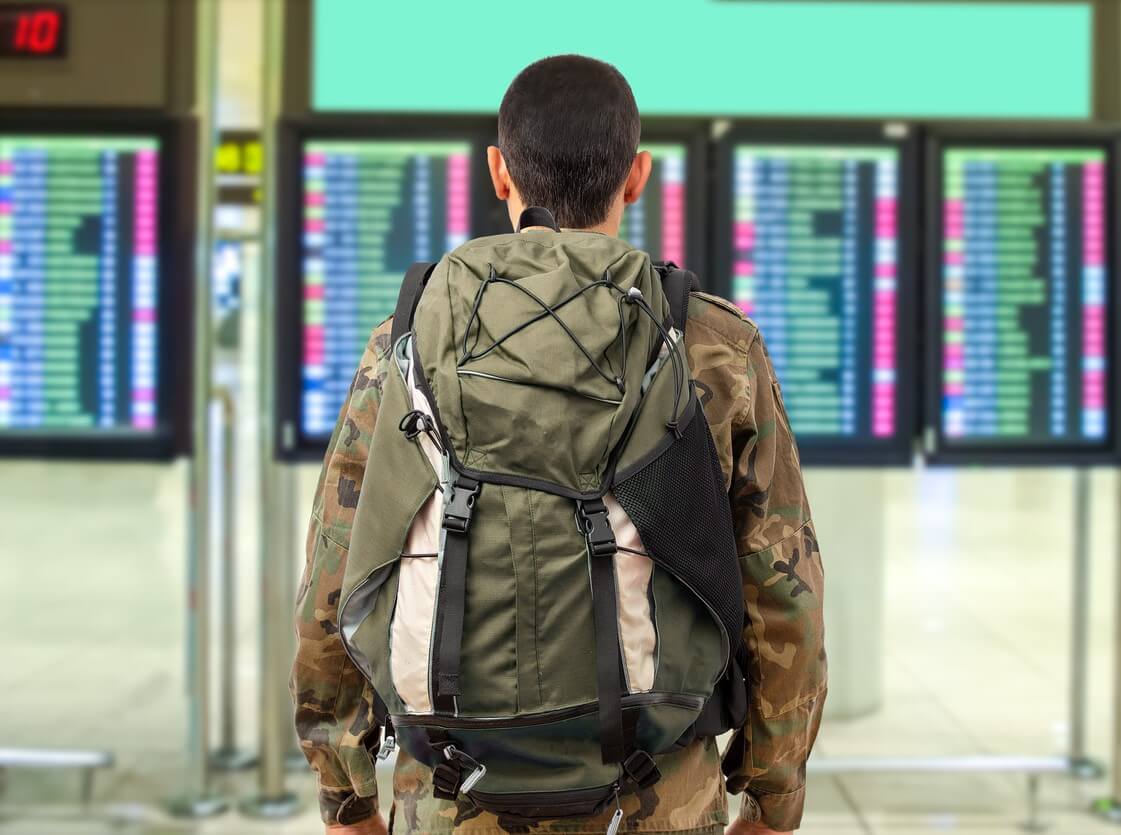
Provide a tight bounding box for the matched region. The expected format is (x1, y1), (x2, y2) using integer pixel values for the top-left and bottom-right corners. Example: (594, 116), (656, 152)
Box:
(412, 232), (676, 497)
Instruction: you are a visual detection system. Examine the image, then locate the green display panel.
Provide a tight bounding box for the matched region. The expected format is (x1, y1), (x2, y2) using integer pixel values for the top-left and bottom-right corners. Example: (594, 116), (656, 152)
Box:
(0, 134), (161, 435)
(314, 1), (1091, 118)
(937, 146), (1110, 450)
(301, 138), (471, 437)
(729, 144), (902, 442)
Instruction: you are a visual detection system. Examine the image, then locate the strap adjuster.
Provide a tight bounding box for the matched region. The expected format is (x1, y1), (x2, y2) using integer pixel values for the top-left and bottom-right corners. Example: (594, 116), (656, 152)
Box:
(577, 499), (616, 558)
(622, 750), (661, 790)
(432, 762), (463, 799)
(443, 477), (480, 534)
(431, 745), (486, 799)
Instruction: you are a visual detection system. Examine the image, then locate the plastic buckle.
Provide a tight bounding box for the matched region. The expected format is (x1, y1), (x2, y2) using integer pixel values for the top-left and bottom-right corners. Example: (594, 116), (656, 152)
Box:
(577, 500), (616, 558)
(443, 479), (480, 533)
(622, 750), (661, 790)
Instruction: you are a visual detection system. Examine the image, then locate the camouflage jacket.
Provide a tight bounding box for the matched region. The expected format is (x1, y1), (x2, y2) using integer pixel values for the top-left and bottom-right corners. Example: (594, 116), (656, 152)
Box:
(292, 291), (827, 834)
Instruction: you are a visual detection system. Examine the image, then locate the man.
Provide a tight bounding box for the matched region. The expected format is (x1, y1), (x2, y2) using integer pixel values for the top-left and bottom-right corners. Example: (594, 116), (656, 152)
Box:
(293, 54), (825, 835)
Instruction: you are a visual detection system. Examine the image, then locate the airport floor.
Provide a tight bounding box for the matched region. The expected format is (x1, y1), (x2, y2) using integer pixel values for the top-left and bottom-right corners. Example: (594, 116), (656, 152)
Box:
(1, 455), (1118, 834)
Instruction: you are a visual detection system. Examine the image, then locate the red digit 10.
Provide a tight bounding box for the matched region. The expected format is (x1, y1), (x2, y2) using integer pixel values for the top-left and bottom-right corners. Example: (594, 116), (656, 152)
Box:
(13, 11), (59, 53)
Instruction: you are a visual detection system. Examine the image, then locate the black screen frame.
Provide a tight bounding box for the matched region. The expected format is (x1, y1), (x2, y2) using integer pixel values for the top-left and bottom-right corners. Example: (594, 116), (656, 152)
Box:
(711, 119), (921, 467)
(0, 109), (195, 460)
(275, 114), (504, 461)
(922, 125), (1121, 467)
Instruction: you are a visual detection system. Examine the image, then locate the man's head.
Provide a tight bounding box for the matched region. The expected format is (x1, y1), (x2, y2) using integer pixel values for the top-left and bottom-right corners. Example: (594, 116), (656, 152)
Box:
(489, 54), (651, 233)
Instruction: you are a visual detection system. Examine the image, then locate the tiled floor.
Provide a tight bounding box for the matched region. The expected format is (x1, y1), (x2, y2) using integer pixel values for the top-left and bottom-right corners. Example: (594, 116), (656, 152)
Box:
(1, 461), (1117, 834)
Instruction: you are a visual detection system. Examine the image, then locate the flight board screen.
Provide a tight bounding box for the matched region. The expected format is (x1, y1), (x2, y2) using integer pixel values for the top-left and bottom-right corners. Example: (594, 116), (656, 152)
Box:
(300, 139), (471, 439)
(725, 141), (911, 463)
(932, 144), (1114, 460)
(0, 133), (166, 448)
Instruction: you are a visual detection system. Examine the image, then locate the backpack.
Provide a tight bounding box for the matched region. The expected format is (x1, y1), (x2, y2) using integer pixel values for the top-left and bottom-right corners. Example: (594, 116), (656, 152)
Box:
(338, 207), (747, 829)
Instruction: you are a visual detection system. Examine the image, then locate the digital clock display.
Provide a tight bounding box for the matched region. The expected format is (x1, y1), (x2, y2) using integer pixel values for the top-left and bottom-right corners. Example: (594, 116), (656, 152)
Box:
(0, 3), (66, 58)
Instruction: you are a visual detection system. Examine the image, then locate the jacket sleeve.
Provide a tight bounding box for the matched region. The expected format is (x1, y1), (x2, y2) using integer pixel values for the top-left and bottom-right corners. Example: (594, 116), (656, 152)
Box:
(721, 331), (827, 832)
(291, 320), (395, 826)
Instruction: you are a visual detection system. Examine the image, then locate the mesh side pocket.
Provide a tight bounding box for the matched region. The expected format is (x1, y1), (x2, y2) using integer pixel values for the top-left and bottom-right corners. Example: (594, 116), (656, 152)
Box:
(611, 401), (743, 660)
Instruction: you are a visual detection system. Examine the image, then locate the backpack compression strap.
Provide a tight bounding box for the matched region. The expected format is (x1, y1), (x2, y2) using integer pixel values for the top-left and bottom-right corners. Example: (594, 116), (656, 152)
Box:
(390, 261), (438, 346)
(579, 497), (626, 764)
(431, 473), (481, 713)
(652, 261), (698, 335)
(580, 498), (663, 789)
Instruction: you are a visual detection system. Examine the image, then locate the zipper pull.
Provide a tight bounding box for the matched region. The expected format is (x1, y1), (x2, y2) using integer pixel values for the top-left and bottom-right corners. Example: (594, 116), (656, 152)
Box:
(377, 717), (396, 760)
(606, 786), (623, 835)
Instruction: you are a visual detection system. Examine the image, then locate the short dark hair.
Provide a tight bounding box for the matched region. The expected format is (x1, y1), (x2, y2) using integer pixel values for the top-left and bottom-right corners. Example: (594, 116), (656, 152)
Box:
(498, 54), (641, 229)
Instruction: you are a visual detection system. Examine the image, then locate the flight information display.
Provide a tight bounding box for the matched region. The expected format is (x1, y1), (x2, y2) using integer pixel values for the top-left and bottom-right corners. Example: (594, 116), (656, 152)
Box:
(936, 145), (1112, 454)
(728, 143), (905, 455)
(0, 134), (161, 437)
(622, 143), (687, 265)
(301, 139), (471, 438)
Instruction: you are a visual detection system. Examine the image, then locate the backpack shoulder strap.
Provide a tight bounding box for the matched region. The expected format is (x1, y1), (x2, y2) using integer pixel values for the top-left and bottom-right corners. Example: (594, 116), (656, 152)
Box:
(390, 261), (438, 346)
(652, 261), (698, 334)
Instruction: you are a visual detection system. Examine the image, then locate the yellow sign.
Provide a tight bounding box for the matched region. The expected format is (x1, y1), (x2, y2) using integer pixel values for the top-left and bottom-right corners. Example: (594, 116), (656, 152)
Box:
(215, 133), (262, 176)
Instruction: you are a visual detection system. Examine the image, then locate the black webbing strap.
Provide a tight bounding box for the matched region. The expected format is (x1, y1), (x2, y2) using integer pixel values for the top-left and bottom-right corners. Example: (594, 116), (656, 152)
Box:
(579, 497), (626, 764)
(516, 205), (560, 232)
(431, 473), (481, 714)
(390, 261), (437, 346)
(658, 265), (698, 335)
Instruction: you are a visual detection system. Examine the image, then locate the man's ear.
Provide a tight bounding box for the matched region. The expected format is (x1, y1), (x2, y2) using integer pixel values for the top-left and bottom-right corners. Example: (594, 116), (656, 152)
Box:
(487, 146), (511, 200)
(623, 150), (653, 205)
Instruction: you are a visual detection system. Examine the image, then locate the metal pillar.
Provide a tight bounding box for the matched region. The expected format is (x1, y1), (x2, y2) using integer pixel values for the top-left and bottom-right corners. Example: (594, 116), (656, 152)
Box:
(810, 468), (885, 720)
(1093, 471), (1121, 823)
(1022, 774), (1044, 833)
(1070, 469), (1104, 779)
(165, 0), (227, 818)
(240, 0), (299, 816)
(211, 388), (257, 772)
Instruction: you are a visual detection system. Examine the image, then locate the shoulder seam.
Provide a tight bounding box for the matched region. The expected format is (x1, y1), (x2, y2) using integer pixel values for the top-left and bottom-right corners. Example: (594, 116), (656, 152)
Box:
(691, 290), (750, 321)
(687, 315), (751, 357)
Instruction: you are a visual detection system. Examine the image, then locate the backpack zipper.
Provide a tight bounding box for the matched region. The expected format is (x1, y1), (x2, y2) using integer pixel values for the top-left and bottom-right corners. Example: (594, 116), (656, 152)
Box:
(391, 691), (703, 730)
(397, 333), (453, 715)
(456, 369), (624, 406)
(464, 780), (624, 821)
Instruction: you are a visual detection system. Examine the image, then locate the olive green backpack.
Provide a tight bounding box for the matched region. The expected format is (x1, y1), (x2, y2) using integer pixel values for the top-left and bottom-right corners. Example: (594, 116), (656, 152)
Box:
(339, 207), (746, 830)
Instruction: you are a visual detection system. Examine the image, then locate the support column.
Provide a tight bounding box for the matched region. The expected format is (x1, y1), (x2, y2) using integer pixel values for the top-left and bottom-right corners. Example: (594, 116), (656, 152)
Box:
(807, 468), (886, 719)
(165, 0), (227, 817)
(240, 0), (299, 816)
